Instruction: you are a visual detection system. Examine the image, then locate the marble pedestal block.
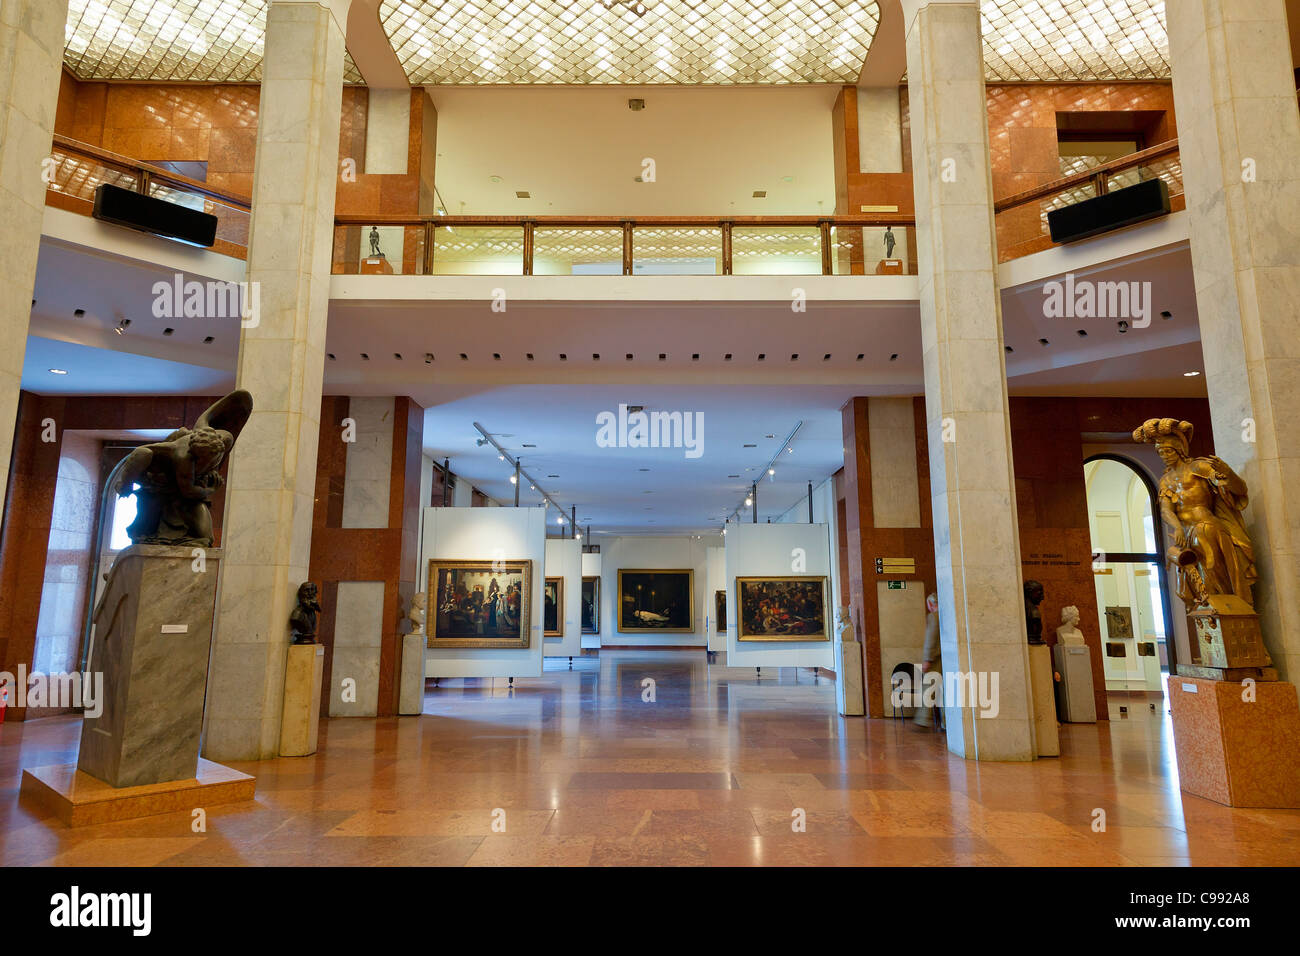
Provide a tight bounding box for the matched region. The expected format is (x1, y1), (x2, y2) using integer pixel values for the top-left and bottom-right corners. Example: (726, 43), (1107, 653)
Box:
(835, 640), (865, 716)
(1168, 677), (1300, 808)
(1028, 644), (1059, 757)
(399, 632), (426, 715)
(77, 545), (221, 788)
(279, 643), (324, 756)
(875, 259), (904, 275)
(360, 256), (394, 274)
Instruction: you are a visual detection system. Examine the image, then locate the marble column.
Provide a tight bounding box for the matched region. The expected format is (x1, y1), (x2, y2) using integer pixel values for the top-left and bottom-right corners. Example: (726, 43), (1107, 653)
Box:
(0, 0), (67, 517)
(205, 0), (352, 760)
(1168, 0), (1300, 683)
(902, 0), (1036, 760)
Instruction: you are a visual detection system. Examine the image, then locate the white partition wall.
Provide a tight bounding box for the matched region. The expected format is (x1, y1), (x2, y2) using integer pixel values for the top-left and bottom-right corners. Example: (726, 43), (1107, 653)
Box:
(600, 536), (709, 646)
(705, 545), (727, 652)
(420, 506), (548, 678)
(724, 522), (835, 670)
(543, 537), (583, 659)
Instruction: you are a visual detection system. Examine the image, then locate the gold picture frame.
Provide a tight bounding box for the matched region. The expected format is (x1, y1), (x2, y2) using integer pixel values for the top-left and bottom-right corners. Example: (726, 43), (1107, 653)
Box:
(581, 575), (600, 634)
(544, 576), (564, 637)
(735, 575), (830, 642)
(617, 568), (694, 633)
(427, 558), (532, 648)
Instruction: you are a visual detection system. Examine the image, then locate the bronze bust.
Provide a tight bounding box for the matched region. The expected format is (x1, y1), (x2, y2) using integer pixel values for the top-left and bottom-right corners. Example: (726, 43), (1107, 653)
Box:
(290, 582), (322, 645)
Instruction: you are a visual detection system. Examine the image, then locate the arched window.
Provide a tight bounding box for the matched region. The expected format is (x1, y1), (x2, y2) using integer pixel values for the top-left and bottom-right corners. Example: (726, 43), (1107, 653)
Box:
(1083, 455), (1177, 693)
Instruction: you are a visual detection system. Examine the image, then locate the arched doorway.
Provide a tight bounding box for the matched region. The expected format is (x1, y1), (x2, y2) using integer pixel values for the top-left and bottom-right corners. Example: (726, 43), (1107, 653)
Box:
(1082, 455), (1179, 695)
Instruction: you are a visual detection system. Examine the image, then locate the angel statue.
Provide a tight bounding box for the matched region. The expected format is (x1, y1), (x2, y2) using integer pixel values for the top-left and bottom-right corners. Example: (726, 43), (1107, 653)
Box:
(1133, 417), (1257, 609)
(110, 390), (253, 549)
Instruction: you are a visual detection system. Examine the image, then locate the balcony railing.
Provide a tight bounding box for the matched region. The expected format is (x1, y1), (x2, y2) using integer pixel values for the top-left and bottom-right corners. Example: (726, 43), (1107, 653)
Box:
(44, 135), (252, 259)
(331, 214), (919, 277)
(993, 138), (1183, 262)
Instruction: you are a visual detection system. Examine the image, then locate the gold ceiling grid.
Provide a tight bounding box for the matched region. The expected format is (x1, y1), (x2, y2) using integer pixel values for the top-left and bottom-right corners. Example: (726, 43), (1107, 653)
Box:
(378, 0), (881, 85)
(980, 0), (1169, 81)
(61, 2), (1170, 84)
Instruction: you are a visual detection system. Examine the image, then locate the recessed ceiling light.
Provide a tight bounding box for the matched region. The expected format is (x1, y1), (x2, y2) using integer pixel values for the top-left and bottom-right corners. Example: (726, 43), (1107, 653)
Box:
(490, 175), (502, 183)
(781, 175), (794, 183)
(48, 368), (67, 375)
(1183, 370), (1201, 377)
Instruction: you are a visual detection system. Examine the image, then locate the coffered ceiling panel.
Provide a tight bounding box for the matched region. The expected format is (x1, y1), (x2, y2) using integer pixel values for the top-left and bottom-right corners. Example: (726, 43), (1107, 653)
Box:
(981, 0), (1169, 81)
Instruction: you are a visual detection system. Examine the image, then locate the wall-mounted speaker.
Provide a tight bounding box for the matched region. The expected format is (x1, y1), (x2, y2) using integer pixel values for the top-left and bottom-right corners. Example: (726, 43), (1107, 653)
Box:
(92, 183), (218, 248)
(1047, 177), (1171, 244)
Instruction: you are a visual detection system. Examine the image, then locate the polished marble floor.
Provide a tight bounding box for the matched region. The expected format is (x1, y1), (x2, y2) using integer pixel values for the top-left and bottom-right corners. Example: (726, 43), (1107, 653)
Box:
(2, 651), (1298, 866)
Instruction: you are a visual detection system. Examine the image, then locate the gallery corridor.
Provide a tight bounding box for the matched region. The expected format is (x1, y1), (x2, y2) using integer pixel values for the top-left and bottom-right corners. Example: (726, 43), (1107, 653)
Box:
(2, 651), (1295, 867)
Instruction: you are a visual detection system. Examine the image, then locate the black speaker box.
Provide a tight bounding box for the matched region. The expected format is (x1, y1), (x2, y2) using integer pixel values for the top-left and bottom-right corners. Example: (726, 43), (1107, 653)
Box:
(1047, 177), (1171, 244)
(92, 183), (219, 247)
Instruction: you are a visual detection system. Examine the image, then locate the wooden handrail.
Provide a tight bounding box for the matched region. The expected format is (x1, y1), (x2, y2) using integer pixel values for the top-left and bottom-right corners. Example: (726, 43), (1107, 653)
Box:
(994, 138), (1179, 213)
(335, 213), (916, 228)
(51, 134), (252, 211)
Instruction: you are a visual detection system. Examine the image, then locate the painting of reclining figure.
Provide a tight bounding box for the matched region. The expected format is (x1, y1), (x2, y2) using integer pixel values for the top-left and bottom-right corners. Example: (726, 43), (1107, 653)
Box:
(618, 569), (693, 633)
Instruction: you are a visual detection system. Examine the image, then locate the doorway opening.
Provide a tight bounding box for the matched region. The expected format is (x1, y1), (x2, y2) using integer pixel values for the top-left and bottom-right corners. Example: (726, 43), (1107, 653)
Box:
(1082, 455), (1179, 697)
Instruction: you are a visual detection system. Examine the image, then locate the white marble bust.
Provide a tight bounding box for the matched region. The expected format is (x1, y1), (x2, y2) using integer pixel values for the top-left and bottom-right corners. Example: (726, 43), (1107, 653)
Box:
(835, 606), (854, 642)
(1056, 605), (1085, 646)
(407, 592), (427, 635)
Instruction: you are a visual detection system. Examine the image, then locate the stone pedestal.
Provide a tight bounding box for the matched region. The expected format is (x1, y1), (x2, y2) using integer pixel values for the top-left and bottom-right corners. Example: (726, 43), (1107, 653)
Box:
(77, 545), (221, 788)
(875, 258), (904, 275)
(835, 639), (865, 716)
(1168, 677), (1300, 808)
(399, 631), (426, 715)
(21, 759), (254, 827)
(279, 643), (324, 756)
(360, 255), (394, 274)
(1028, 644), (1059, 756)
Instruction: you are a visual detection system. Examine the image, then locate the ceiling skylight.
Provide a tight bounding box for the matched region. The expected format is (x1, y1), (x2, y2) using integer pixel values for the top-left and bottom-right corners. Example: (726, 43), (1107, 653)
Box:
(378, 0), (882, 85)
(63, 0), (362, 82)
(981, 0), (1169, 81)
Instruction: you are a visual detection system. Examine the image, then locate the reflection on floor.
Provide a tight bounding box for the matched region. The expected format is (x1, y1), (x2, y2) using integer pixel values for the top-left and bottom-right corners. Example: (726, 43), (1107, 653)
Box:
(3, 651), (1297, 866)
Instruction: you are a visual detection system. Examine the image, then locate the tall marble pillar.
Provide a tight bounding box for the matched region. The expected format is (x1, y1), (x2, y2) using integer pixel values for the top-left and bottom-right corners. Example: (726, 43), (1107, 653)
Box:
(1168, 0), (1300, 683)
(902, 0), (1036, 760)
(204, 0), (352, 760)
(0, 0), (67, 515)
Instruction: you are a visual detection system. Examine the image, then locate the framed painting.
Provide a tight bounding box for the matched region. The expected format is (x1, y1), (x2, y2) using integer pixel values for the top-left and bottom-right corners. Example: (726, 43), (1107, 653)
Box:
(617, 569), (694, 633)
(735, 576), (829, 642)
(427, 558), (532, 648)
(581, 575), (600, 634)
(715, 589), (727, 631)
(544, 576), (563, 637)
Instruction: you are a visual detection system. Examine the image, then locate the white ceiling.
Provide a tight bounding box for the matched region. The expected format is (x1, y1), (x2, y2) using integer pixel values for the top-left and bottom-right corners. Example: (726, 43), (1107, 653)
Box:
(428, 85), (838, 216)
(61, 0), (1173, 84)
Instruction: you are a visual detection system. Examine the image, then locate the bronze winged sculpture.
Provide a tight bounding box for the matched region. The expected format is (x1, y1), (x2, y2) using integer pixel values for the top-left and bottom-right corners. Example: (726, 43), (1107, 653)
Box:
(111, 390), (253, 548)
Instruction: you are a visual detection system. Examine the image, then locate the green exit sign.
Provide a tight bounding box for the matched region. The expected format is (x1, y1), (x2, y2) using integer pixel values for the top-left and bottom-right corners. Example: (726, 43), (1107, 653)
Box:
(887, 581), (906, 590)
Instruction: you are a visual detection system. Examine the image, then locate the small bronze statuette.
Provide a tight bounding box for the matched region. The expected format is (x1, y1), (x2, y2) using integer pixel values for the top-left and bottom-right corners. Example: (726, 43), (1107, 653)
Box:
(290, 582), (322, 645)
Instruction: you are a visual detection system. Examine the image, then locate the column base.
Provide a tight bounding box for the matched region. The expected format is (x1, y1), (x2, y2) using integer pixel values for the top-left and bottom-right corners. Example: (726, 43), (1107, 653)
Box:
(20, 759), (255, 827)
(1169, 677), (1300, 808)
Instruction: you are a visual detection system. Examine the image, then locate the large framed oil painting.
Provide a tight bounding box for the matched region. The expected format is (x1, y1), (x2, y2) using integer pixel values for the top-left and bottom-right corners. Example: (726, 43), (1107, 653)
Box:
(617, 569), (694, 633)
(427, 559), (532, 648)
(581, 575), (600, 634)
(544, 576), (563, 637)
(715, 589), (727, 631)
(735, 576), (829, 642)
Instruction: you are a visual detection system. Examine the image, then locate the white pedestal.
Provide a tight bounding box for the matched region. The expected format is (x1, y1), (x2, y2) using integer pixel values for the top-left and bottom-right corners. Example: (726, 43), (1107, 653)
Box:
(835, 639), (865, 716)
(279, 643), (324, 757)
(1028, 644), (1059, 756)
(399, 632), (426, 715)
